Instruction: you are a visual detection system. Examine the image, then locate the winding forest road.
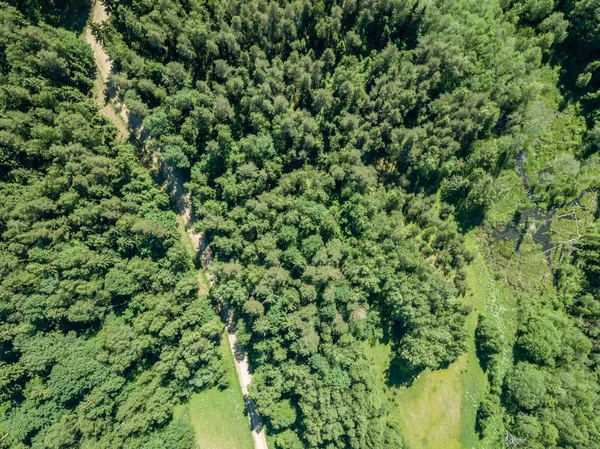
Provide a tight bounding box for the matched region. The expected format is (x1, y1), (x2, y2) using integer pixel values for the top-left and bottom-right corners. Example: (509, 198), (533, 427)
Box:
(84, 3), (268, 448)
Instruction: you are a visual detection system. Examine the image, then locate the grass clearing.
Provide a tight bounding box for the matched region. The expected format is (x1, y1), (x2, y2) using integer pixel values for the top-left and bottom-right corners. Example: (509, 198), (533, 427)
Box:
(464, 233), (518, 346)
(365, 231), (519, 449)
(391, 310), (486, 449)
(175, 332), (254, 449)
(397, 319), (484, 449)
(366, 313), (485, 449)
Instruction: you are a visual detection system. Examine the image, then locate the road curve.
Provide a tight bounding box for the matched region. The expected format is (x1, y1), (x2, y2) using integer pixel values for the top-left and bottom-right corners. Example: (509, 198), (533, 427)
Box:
(84, 3), (268, 448)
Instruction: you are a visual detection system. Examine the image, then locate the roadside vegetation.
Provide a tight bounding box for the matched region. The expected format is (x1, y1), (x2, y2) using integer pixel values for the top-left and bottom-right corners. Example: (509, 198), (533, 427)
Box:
(0, 2), (225, 448)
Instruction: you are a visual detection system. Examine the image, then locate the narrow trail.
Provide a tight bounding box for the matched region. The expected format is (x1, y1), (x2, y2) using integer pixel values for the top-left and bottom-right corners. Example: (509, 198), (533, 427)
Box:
(84, 2), (130, 140)
(84, 3), (268, 448)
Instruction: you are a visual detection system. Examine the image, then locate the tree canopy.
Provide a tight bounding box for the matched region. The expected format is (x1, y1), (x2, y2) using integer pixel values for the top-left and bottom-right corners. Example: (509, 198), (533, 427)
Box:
(0, 3), (223, 448)
(2, 0), (600, 448)
(92, 0), (599, 446)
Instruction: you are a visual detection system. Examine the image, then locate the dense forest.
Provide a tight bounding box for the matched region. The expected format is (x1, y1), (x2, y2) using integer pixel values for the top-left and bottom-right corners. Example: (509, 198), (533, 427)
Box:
(1, 0), (599, 448)
(0, 2), (225, 448)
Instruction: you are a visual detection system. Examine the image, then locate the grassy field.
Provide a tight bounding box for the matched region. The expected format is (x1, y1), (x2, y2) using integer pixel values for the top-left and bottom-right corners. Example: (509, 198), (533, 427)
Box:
(175, 332), (254, 449)
(366, 320), (485, 449)
(365, 230), (518, 449)
(393, 232), (503, 449)
(394, 312), (485, 449)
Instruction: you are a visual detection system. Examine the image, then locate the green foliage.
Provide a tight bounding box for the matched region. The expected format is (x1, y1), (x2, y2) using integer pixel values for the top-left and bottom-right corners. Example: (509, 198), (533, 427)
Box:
(0, 4), (222, 448)
(88, 0), (596, 445)
(475, 314), (502, 374)
(269, 400), (297, 430)
(104, 267), (138, 296)
(506, 362), (546, 411)
(2, 0), (597, 447)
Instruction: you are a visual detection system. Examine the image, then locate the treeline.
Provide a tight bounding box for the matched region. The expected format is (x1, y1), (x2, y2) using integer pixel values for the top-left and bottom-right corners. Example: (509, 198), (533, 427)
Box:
(476, 211), (600, 449)
(472, 2), (600, 448)
(502, 0), (599, 124)
(500, 0), (600, 207)
(92, 0), (573, 447)
(0, 3), (224, 448)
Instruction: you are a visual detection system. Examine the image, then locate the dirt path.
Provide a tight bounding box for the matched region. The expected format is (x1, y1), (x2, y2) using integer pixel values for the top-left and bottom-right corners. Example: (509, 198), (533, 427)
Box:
(83, 1), (130, 139)
(85, 1), (110, 81)
(224, 308), (269, 449)
(84, 3), (268, 448)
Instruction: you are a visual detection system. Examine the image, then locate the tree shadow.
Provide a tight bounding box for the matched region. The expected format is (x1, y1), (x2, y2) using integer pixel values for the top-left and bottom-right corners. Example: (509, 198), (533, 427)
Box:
(13, 0), (91, 33)
(380, 319), (425, 387)
(244, 395), (264, 433)
(386, 355), (424, 388)
(455, 209), (486, 233)
(554, 55), (599, 128)
(474, 331), (491, 373)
